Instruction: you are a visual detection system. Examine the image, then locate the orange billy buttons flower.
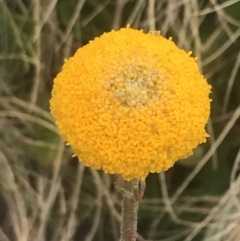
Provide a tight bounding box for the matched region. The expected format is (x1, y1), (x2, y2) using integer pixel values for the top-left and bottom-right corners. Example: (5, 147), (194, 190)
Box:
(50, 27), (211, 181)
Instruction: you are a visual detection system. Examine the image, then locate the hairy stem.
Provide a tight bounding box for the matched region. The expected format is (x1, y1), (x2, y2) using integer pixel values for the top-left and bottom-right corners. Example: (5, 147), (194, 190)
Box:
(115, 176), (139, 241)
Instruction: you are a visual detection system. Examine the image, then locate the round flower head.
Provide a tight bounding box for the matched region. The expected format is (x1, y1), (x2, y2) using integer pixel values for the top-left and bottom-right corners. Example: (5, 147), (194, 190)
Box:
(50, 27), (211, 180)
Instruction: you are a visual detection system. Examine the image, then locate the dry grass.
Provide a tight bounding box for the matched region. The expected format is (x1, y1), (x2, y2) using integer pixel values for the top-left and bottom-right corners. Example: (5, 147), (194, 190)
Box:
(0, 0), (240, 240)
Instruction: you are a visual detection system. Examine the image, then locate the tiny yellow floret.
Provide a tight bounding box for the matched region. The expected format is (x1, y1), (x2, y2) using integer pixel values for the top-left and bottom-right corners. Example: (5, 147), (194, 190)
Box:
(50, 27), (211, 180)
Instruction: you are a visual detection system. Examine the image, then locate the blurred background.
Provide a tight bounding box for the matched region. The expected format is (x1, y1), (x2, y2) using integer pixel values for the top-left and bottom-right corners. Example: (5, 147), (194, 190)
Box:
(1, 0), (240, 240)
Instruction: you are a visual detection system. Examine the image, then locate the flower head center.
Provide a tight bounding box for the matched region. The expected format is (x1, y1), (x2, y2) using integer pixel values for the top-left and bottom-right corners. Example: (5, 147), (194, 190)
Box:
(106, 64), (162, 108)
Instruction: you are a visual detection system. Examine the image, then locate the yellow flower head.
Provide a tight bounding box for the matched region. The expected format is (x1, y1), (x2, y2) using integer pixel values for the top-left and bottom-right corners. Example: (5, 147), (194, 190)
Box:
(50, 27), (211, 180)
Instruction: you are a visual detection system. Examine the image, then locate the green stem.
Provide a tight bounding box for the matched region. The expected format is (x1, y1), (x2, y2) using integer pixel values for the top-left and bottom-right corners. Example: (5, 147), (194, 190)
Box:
(115, 176), (139, 241)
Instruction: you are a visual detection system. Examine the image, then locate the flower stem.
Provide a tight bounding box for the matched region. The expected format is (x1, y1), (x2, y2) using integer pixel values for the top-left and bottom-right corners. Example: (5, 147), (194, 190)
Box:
(115, 176), (139, 241)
